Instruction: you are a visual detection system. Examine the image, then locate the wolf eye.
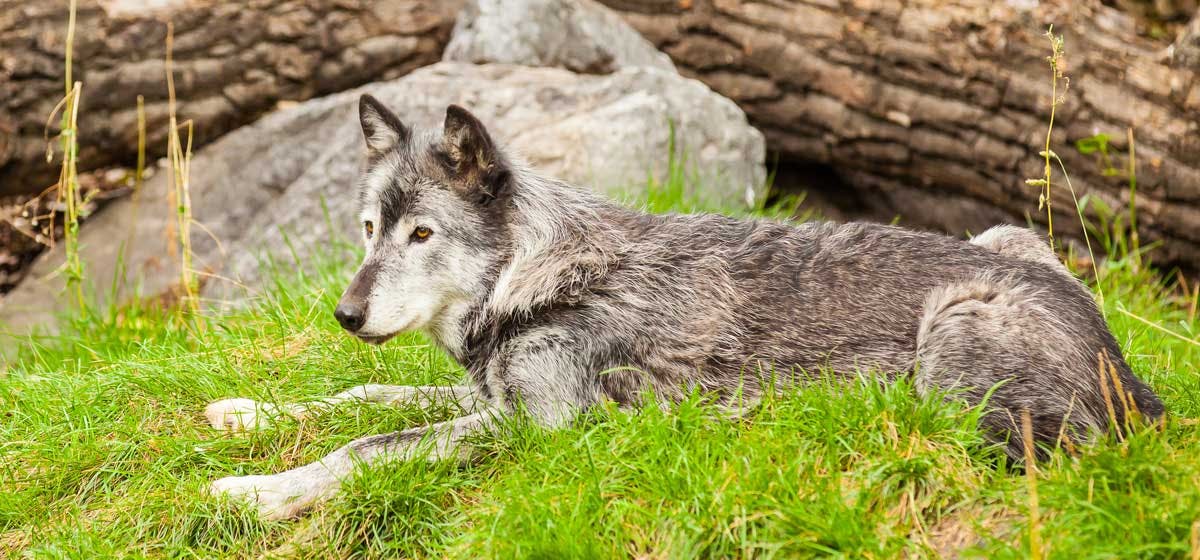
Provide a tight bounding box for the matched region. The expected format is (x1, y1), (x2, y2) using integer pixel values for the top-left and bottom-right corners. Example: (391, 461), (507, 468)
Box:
(411, 226), (432, 242)
(364, 221), (374, 239)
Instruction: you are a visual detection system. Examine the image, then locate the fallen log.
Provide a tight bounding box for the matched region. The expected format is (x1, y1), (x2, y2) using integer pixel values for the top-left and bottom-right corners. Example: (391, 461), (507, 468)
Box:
(0, 0), (462, 196)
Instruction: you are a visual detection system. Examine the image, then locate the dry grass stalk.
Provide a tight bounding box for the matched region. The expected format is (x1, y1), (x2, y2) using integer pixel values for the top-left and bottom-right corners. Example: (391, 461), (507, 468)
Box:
(164, 22), (199, 316)
(1021, 409), (1043, 560)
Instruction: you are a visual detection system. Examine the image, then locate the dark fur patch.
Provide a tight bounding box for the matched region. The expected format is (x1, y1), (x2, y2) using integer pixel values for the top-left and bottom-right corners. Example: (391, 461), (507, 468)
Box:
(378, 179), (419, 238)
(348, 429), (422, 456)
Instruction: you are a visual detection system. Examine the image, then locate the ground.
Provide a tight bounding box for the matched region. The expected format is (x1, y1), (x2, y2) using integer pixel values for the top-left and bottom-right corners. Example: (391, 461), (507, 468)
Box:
(1, 184), (1198, 559)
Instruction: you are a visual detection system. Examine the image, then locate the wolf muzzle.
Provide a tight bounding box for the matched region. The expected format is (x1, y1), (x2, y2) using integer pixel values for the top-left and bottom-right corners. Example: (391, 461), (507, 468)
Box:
(335, 261), (380, 333)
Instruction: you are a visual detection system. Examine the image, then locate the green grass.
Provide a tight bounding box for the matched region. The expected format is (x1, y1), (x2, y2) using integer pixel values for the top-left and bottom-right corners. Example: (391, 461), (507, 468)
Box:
(2, 183), (1199, 559)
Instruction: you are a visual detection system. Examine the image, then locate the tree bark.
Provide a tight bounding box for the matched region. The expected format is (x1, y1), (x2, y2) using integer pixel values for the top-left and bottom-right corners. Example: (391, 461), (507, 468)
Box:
(603, 0), (1200, 271)
(0, 0), (462, 196)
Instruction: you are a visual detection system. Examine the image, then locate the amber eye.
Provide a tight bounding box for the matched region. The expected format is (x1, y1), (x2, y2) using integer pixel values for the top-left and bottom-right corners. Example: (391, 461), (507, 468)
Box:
(411, 226), (432, 242)
(364, 221), (374, 239)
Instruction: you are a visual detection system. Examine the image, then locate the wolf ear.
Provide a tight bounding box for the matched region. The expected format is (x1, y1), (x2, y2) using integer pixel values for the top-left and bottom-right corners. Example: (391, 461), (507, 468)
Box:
(359, 94), (409, 155)
(441, 104), (509, 203)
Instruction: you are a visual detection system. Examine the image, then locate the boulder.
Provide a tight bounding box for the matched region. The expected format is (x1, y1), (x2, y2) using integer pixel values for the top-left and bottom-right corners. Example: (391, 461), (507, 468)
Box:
(0, 62), (765, 338)
(443, 0), (674, 74)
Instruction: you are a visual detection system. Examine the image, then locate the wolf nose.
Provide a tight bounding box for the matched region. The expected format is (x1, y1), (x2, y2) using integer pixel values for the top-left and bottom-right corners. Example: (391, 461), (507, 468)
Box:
(334, 302), (366, 332)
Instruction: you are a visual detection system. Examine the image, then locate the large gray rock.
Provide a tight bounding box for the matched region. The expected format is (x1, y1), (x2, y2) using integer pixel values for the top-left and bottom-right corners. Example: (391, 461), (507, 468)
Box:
(443, 0), (674, 73)
(0, 62), (765, 339)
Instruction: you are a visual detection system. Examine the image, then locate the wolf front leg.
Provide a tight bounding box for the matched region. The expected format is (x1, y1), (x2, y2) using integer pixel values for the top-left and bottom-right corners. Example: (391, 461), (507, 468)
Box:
(211, 335), (599, 520)
(209, 409), (499, 520)
(205, 384), (480, 431)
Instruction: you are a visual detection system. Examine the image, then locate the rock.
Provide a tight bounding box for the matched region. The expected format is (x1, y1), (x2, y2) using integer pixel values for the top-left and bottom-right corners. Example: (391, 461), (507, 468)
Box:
(443, 0), (674, 74)
(0, 62), (765, 339)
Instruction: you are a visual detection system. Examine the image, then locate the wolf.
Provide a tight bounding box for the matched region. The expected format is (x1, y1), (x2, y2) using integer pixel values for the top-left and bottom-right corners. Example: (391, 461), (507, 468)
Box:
(205, 95), (1164, 520)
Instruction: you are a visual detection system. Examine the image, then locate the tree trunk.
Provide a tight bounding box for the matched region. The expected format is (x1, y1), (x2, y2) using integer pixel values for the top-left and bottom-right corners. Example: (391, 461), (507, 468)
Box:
(0, 0), (462, 196)
(603, 0), (1200, 271)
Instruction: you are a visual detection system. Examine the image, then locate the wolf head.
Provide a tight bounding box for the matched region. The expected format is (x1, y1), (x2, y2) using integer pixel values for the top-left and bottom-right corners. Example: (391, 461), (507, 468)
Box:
(334, 95), (513, 345)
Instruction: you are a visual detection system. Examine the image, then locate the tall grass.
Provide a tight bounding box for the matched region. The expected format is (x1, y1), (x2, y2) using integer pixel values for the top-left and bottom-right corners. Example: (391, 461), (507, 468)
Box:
(55, 83), (85, 312)
(1126, 128), (1140, 259)
(39, 1), (199, 322)
(164, 22), (200, 317)
(1021, 411), (1043, 560)
(47, 0), (86, 312)
(127, 94), (147, 228)
(1026, 26), (1068, 245)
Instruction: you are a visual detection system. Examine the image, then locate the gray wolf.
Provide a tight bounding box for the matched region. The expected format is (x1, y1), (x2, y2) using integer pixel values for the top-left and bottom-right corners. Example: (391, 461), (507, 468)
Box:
(205, 95), (1164, 520)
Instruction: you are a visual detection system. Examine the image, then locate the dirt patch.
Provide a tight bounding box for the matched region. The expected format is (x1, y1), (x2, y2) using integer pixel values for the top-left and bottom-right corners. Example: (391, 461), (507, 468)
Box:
(925, 505), (1021, 558)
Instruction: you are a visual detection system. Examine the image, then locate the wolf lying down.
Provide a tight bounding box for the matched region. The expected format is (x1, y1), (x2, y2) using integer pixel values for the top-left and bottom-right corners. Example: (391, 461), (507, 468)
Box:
(206, 95), (1164, 520)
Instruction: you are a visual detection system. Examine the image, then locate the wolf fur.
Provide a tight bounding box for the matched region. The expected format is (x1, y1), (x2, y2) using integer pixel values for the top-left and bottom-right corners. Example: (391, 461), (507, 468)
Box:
(206, 95), (1164, 520)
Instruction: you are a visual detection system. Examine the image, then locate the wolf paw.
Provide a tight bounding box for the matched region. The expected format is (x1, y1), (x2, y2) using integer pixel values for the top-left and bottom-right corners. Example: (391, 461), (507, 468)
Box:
(205, 398), (277, 431)
(210, 473), (322, 521)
